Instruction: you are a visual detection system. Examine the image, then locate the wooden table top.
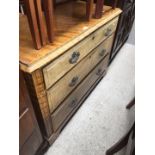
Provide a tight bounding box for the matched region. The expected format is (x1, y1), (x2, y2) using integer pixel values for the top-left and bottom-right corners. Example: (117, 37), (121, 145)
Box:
(19, 1), (122, 73)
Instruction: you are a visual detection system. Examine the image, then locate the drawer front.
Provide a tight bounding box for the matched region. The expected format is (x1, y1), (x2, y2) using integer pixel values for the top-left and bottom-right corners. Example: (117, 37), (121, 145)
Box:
(51, 55), (110, 132)
(47, 35), (114, 113)
(43, 17), (118, 89)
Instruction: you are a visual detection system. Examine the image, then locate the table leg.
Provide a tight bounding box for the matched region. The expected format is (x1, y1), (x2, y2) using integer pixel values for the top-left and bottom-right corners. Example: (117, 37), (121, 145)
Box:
(94, 0), (104, 19)
(86, 0), (94, 21)
(25, 0), (42, 49)
(43, 0), (55, 43)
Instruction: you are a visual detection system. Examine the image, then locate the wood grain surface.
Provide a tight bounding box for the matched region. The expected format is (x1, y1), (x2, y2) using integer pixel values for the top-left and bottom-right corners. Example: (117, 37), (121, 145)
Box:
(24, 70), (53, 138)
(34, 0), (47, 46)
(47, 34), (114, 113)
(19, 2), (122, 72)
(95, 0), (105, 19)
(19, 70), (43, 155)
(24, 0), (42, 49)
(51, 54), (110, 132)
(86, 0), (94, 20)
(43, 18), (117, 89)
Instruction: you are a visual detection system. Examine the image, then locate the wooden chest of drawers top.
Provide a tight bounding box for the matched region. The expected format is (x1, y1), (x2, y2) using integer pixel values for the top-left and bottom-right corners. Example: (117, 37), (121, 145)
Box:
(19, 3), (122, 73)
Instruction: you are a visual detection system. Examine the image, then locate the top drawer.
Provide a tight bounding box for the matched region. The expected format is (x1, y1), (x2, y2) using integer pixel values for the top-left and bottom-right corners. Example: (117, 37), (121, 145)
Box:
(43, 17), (118, 89)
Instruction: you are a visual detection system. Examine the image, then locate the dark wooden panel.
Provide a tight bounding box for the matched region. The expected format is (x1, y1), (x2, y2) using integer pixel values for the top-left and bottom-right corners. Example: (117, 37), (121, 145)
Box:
(104, 0), (135, 62)
(19, 71), (43, 155)
(19, 109), (35, 148)
(19, 91), (27, 115)
(105, 0), (134, 10)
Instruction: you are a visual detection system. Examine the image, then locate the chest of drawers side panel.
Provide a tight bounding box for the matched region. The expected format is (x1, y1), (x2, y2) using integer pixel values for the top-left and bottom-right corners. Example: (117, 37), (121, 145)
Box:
(24, 69), (53, 138)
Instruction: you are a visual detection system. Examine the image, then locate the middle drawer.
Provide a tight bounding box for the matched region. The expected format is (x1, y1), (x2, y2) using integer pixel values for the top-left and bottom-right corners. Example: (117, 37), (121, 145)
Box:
(47, 34), (114, 113)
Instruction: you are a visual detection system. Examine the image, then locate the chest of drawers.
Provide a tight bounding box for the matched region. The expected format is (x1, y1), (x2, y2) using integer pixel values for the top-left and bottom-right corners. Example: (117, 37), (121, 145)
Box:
(20, 4), (122, 146)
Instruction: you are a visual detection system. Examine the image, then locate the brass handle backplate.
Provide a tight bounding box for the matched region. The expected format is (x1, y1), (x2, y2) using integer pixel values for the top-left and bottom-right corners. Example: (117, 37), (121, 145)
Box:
(69, 76), (79, 87)
(99, 49), (106, 56)
(96, 68), (102, 76)
(69, 98), (77, 108)
(104, 28), (112, 36)
(69, 51), (80, 64)
(92, 35), (95, 40)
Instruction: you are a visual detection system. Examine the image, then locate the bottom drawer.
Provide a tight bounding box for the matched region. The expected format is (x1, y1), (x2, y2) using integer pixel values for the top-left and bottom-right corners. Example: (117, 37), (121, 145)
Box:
(51, 54), (110, 132)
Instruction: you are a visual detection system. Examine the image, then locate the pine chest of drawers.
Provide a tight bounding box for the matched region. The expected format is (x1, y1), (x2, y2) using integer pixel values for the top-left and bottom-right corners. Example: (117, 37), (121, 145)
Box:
(20, 4), (122, 145)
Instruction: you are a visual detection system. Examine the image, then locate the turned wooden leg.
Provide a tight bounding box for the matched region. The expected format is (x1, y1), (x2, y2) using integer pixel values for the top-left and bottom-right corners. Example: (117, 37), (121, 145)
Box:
(34, 0), (47, 46)
(86, 0), (94, 21)
(126, 98), (135, 109)
(53, 0), (56, 9)
(106, 133), (130, 155)
(43, 0), (55, 43)
(24, 0), (42, 49)
(94, 0), (104, 19)
(106, 123), (135, 155)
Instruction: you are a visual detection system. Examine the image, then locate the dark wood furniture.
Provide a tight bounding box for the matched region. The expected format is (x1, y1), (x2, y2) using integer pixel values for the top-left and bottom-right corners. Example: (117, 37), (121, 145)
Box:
(19, 71), (44, 155)
(20, 0), (120, 50)
(94, 0), (105, 19)
(106, 123), (135, 155)
(23, 0), (43, 49)
(20, 0), (95, 50)
(43, 0), (55, 43)
(106, 98), (135, 155)
(20, 0), (54, 49)
(126, 98), (135, 109)
(104, 0), (135, 62)
(94, 0), (118, 19)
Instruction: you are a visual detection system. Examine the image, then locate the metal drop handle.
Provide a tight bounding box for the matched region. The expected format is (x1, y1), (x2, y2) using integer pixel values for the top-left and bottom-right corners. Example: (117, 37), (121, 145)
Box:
(69, 51), (80, 64)
(105, 28), (112, 36)
(69, 76), (79, 87)
(96, 68), (102, 76)
(99, 49), (106, 56)
(92, 35), (95, 40)
(69, 98), (77, 108)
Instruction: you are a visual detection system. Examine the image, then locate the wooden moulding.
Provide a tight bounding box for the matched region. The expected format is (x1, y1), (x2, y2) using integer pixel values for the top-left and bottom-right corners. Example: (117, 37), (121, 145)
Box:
(24, 0), (42, 50)
(24, 69), (53, 139)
